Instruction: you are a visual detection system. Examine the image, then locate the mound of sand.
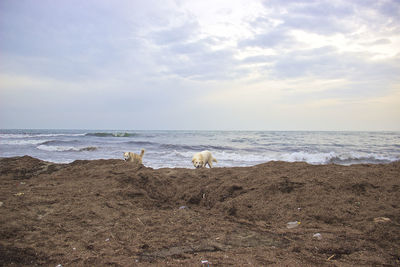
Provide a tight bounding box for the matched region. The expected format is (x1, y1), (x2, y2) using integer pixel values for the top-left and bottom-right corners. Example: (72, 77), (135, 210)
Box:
(0, 156), (399, 266)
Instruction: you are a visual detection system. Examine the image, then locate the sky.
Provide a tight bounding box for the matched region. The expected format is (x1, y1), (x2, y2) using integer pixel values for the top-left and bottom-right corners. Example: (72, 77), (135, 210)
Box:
(0, 0), (399, 131)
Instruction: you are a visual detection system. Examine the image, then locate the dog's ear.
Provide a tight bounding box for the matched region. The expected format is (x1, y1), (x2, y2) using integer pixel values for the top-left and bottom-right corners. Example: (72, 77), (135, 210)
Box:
(192, 158), (195, 163)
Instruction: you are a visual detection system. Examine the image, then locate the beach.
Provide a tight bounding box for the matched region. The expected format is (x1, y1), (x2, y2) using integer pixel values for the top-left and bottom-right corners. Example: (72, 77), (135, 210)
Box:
(0, 156), (399, 266)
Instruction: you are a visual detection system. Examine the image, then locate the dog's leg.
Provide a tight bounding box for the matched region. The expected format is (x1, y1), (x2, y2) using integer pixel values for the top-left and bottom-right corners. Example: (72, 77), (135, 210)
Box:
(208, 160), (213, 168)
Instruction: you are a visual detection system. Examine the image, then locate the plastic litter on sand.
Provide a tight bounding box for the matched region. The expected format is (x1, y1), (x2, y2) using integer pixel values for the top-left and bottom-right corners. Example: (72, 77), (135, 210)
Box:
(286, 221), (301, 229)
(313, 233), (322, 240)
(201, 260), (210, 266)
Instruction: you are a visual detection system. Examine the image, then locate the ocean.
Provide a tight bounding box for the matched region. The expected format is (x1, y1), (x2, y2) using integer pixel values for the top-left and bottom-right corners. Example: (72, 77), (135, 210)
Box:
(0, 129), (399, 168)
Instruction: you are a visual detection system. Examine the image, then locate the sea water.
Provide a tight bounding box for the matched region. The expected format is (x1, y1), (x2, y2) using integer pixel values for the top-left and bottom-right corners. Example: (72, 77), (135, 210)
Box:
(0, 129), (399, 168)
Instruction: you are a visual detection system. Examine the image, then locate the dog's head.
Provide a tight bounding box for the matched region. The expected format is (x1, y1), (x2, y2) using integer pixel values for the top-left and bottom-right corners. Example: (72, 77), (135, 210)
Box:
(192, 155), (203, 168)
(123, 152), (130, 161)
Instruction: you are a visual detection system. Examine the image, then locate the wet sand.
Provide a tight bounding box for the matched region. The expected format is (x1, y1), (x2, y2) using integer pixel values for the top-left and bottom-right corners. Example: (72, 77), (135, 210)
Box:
(0, 156), (399, 266)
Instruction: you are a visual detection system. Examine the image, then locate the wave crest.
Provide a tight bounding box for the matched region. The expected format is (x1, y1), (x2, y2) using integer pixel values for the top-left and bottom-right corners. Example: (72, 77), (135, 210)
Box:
(85, 132), (136, 137)
(37, 145), (97, 152)
(280, 151), (397, 165)
(160, 144), (234, 151)
(0, 139), (48, 145)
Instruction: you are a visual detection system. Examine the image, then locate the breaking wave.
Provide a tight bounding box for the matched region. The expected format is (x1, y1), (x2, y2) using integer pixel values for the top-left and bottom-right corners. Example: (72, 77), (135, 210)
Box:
(126, 141), (157, 146)
(277, 151), (397, 165)
(160, 143), (234, 151)
(41, 140), (80, 146)
(0, 139), (48, 145)
(0, 133), (84, 138)
(37, 145), (97, 152)
(85, 132), (137, 137)
(183, 151), (399, 166)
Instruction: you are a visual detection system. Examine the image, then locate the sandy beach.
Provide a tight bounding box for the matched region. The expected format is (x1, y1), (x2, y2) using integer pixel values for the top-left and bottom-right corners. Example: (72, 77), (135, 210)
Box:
(0, 156), (399, 266)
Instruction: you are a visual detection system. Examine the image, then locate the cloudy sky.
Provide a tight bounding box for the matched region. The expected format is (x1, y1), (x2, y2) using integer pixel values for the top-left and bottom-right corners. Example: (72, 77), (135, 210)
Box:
(1, 0), (399, 130)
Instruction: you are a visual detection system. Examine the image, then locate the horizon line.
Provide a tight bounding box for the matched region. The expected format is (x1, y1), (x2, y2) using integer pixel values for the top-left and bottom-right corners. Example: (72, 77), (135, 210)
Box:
(1, 128), (399, 132)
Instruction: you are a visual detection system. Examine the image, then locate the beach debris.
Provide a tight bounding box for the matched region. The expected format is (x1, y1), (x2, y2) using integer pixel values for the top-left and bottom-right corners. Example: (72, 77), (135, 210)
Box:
(373, 217), (391, 223)
(0, 201), (3, 207)
(14, 192), (24, 196)
(20, 182), (26, 185)
(73, 247), (76, 251)
(201, 260), (210, 266)
(105, 238), (110, 242)
(286, 221), (301, 229)
(56, 264), (63, 267)
(179, 206), (187, 210)
(313, 233), (322, 240)
(137, 217), (145, 225)
(327, 254), (335, 261)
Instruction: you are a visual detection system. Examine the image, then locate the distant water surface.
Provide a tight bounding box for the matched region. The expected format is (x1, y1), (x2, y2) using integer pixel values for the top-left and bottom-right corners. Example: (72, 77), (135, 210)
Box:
(0, 130), (399, 168)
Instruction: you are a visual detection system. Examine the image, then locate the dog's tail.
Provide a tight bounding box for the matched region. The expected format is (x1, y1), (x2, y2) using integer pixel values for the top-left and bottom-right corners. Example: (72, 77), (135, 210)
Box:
(213, 157), (218, 163)
(140, 149), (145, 157)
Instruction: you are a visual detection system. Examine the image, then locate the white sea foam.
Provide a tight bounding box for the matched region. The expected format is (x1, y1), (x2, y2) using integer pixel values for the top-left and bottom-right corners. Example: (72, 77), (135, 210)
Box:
(37, 145), (97, 152)
(146, 150), (398, 167)
(0, 134), (31, 139)
(37, 145), (76, 152)
(214, 151), (273, 163)
(280, 151), (337, 164)
(279, 151), (397, 165)
(0, 133), (85, 138)
(0, 139), (48, 145)
(36, 133), (85, 137)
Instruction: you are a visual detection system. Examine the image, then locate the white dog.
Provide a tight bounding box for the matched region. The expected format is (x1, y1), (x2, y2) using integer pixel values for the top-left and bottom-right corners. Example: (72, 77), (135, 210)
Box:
(123, 149), (145, 164)
(192, 150), (217, 168)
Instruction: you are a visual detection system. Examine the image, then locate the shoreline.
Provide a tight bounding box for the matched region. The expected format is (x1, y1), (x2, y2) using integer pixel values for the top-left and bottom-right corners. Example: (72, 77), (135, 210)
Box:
(1, 155), (399, 168)
(1, 156), (399, 266)
(1, 130), (398, 168)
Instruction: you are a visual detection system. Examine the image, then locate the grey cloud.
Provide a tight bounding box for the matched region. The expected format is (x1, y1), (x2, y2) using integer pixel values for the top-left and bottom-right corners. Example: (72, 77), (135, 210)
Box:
(241, 55), (275, 64)
(263, 0), (354, 15)
(260, 46), (400, 87)
(249, 16), (280, 30)
(270, 46), (344, 78)
(262, 0), (311, 6)
(361, 38), (392, 46)
(353, 0), (400, 20)
(0, 0), (184, 82)
(168, 40), (209, 55)
(281, 14), (353, 35)
(146, 20), (244, 80)
(288, 1), (354, 18)
(378, 0), (400, 19)
(241, 1), (356, 52)
(168, 36), (226, 54)
(151, 21), (200, 45)
(283, 3), (354, 34)
(239, 44), (400, 93)
(158, 42), (243, 80)
(257, 1), (384, 36)
(239, 28), (296, 48)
